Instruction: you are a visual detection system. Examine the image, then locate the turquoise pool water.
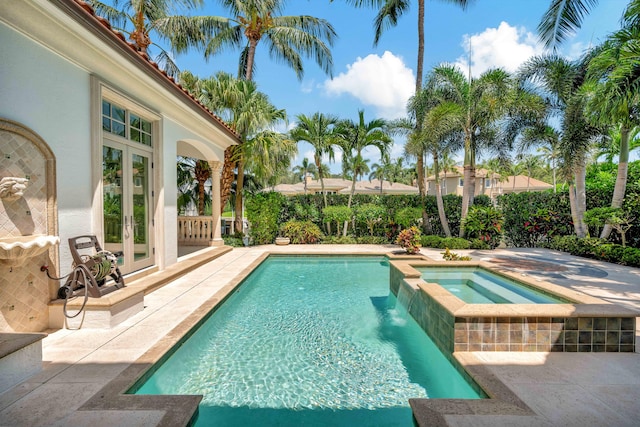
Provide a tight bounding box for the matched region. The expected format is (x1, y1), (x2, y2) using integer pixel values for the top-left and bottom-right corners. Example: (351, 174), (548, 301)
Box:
(133, 256), (482, 426)
(418, 267), (571, 304)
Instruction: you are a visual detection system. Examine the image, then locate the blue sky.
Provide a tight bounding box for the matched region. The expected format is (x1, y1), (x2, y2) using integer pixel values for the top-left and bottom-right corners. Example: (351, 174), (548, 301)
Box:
(163, 0), (630, 172)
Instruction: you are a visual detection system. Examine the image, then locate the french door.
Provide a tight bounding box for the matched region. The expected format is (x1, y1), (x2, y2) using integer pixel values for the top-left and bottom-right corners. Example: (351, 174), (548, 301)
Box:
(102, 141), (154, 274)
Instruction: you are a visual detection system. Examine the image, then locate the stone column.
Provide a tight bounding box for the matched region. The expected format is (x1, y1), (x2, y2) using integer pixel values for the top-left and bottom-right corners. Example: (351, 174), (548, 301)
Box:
(208, 160), (223, 246)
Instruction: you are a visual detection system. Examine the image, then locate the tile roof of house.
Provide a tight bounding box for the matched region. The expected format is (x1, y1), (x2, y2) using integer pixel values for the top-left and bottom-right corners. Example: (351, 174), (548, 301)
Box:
(426, 166), (499, 180)
(65, 0), (239, 140)
(501, 175), (553, 191)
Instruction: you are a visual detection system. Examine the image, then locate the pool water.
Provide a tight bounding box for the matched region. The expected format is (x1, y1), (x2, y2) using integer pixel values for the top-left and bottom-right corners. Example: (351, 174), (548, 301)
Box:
(418, 267), (571, 304)
(133, 256), (482, 426)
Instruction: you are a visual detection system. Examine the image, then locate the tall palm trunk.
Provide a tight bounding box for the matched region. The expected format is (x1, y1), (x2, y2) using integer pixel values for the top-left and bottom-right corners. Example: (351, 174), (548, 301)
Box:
(316, 155), (330, 234)
(343, 175), (357, 236)
(416, 0), (425, 91)
(570, 163), (588, 238)
(234, 159), (245, 233)
(416, 156), (425, 195)
(460, 130), (475, 237)
(601, 126), (630, 239)
(433, 151), (451, 237)
(414, 0), (426, 197)
(220, 146), (237, 214)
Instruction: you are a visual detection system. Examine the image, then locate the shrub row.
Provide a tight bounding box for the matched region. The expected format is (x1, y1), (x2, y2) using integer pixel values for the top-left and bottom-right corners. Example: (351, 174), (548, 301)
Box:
(543, 236), (640, 267)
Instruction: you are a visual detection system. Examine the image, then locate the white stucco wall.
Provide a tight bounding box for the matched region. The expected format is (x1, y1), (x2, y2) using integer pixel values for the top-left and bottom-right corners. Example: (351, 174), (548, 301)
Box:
(1, 4), (235, 278)
(1, 22), (92, 272)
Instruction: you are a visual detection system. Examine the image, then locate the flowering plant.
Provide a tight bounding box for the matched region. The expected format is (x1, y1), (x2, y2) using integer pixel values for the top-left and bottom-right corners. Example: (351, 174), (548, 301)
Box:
(395, 226), (422, 254)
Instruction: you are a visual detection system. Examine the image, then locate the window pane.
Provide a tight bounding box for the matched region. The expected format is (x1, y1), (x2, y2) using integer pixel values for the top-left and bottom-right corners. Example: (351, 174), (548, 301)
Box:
(102, 117), (111, 132)
(131, 129), (140, 142)
(113, 105), (125, 123)
(130, 114), (140, 129)
(141, 120), (151, 133)
(113, 122), (125, 137)
(142, 133), (151, 146)
(102, 100), (111, 116)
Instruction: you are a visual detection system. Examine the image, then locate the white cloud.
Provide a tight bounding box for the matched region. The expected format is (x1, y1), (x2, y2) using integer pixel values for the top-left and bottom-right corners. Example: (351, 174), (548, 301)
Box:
(454, 22), (545, 77)
(323, 51), (415, 119)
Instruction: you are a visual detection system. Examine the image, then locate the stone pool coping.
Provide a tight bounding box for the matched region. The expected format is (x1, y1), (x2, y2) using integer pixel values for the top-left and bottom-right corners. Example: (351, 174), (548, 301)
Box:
(75, 250), (571, 426)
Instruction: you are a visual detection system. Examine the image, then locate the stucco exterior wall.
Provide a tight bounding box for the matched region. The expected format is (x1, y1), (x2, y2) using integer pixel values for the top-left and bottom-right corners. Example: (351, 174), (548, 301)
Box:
(1, 22), (92, 272)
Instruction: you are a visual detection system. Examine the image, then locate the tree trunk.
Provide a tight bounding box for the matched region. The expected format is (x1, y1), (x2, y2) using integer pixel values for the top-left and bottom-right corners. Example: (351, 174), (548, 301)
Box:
(573, 164), (588, 238)
(343, 177), (357, 236)
(433, 151), (451, 237)
(220, 146), (237, 214)
(601, 126), (630, 239)
(416, 0), (424, 91)
(460, 165), (475, 237)
(234, 159), (245, 234)
(317, 156), (330, 234)
(416, 154), (425, 196)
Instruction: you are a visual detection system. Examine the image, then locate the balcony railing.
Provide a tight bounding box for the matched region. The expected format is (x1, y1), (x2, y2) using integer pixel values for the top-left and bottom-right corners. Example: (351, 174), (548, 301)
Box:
(177, 216), (237, 246)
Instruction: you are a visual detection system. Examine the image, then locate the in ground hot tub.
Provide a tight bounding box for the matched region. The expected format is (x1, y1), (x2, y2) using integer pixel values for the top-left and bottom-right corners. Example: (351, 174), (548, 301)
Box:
(389, 260), (638, 353)
(418, 266), (572, 304)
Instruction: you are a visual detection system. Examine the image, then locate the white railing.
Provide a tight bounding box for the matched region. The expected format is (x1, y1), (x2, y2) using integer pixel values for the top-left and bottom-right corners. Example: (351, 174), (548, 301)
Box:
(177, 216), (236, 246)
(178, 216), (214, 246)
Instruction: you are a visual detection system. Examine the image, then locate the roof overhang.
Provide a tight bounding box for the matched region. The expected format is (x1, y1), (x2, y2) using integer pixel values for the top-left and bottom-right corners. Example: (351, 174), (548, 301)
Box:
(0, 0), (240, 149)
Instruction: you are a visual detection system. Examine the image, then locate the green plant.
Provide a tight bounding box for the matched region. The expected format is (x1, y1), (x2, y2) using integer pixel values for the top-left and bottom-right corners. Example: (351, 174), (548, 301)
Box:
(355, 203), (386, 236)
(355, 236), (390, 244)
(395, 226), (422, 254)
(322, 205), (353, 236)
(585, 207), (634, 247)
(523, 208), (574, 246)
(395, 207), (423, 229)
(468, 239), (490, 250)
(440, 237), (471, 250)
(245, 192), (286, 245)
(462, 205), (504, 249)
(280, 220), (323, 244)
(441, 248), (472, 261)
(420, 235), (444, 248)
(321, 235), (357, 244)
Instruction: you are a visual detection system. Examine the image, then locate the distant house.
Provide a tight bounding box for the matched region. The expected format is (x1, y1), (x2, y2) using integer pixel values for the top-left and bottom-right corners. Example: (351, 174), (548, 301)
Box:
(426, 166), (552, 199)
(270, 177), (419, 196)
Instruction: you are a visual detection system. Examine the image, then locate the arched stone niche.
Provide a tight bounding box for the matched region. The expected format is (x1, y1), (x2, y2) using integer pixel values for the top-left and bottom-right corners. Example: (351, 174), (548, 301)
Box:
(0, 118), (58, 332)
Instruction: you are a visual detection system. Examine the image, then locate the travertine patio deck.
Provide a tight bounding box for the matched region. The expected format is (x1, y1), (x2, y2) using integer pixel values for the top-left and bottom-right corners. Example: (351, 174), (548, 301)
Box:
(0, 245), (638, 426)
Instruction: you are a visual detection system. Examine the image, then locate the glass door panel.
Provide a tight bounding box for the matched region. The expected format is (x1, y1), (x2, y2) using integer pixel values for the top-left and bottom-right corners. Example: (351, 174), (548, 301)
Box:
(103, 142), (154, 274)
(131, 153), (150, 264)
(102, 146), (124, 265)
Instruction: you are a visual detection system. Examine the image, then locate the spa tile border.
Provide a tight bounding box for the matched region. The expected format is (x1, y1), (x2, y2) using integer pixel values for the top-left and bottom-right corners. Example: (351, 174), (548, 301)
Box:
(390, 260), (638, 354)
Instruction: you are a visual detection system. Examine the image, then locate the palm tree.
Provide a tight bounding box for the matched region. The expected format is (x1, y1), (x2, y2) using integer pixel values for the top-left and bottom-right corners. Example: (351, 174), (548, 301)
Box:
(369, 154), (392, 194)
(88, 0), (207, 78)
(523, 125), (561, 192)
(335, 110), (392, 235)
(194, 72), (286, 231)
(343, 0), (474, 196)
(245, 129), (297, 190)
(292, 158), (318, 193)
(518, 154), (542, 191)
(519, 53), (605, 238)
(171, 0), (336, 81)
(425, 65), (515, 234)
(537, 0), (604, 50)
(290, 113), (340, 208)
(584, 2), (640, 238)
(408, 79), (466, 238)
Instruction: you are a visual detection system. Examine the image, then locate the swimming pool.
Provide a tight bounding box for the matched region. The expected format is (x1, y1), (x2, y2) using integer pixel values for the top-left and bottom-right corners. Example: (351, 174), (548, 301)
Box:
(132, 256), (482, 426)
(418, 267), (572, 304)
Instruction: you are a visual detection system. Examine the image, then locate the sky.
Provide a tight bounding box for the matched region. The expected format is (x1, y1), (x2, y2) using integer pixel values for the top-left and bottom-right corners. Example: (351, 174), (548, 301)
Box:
(155, 0), (631, 173)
